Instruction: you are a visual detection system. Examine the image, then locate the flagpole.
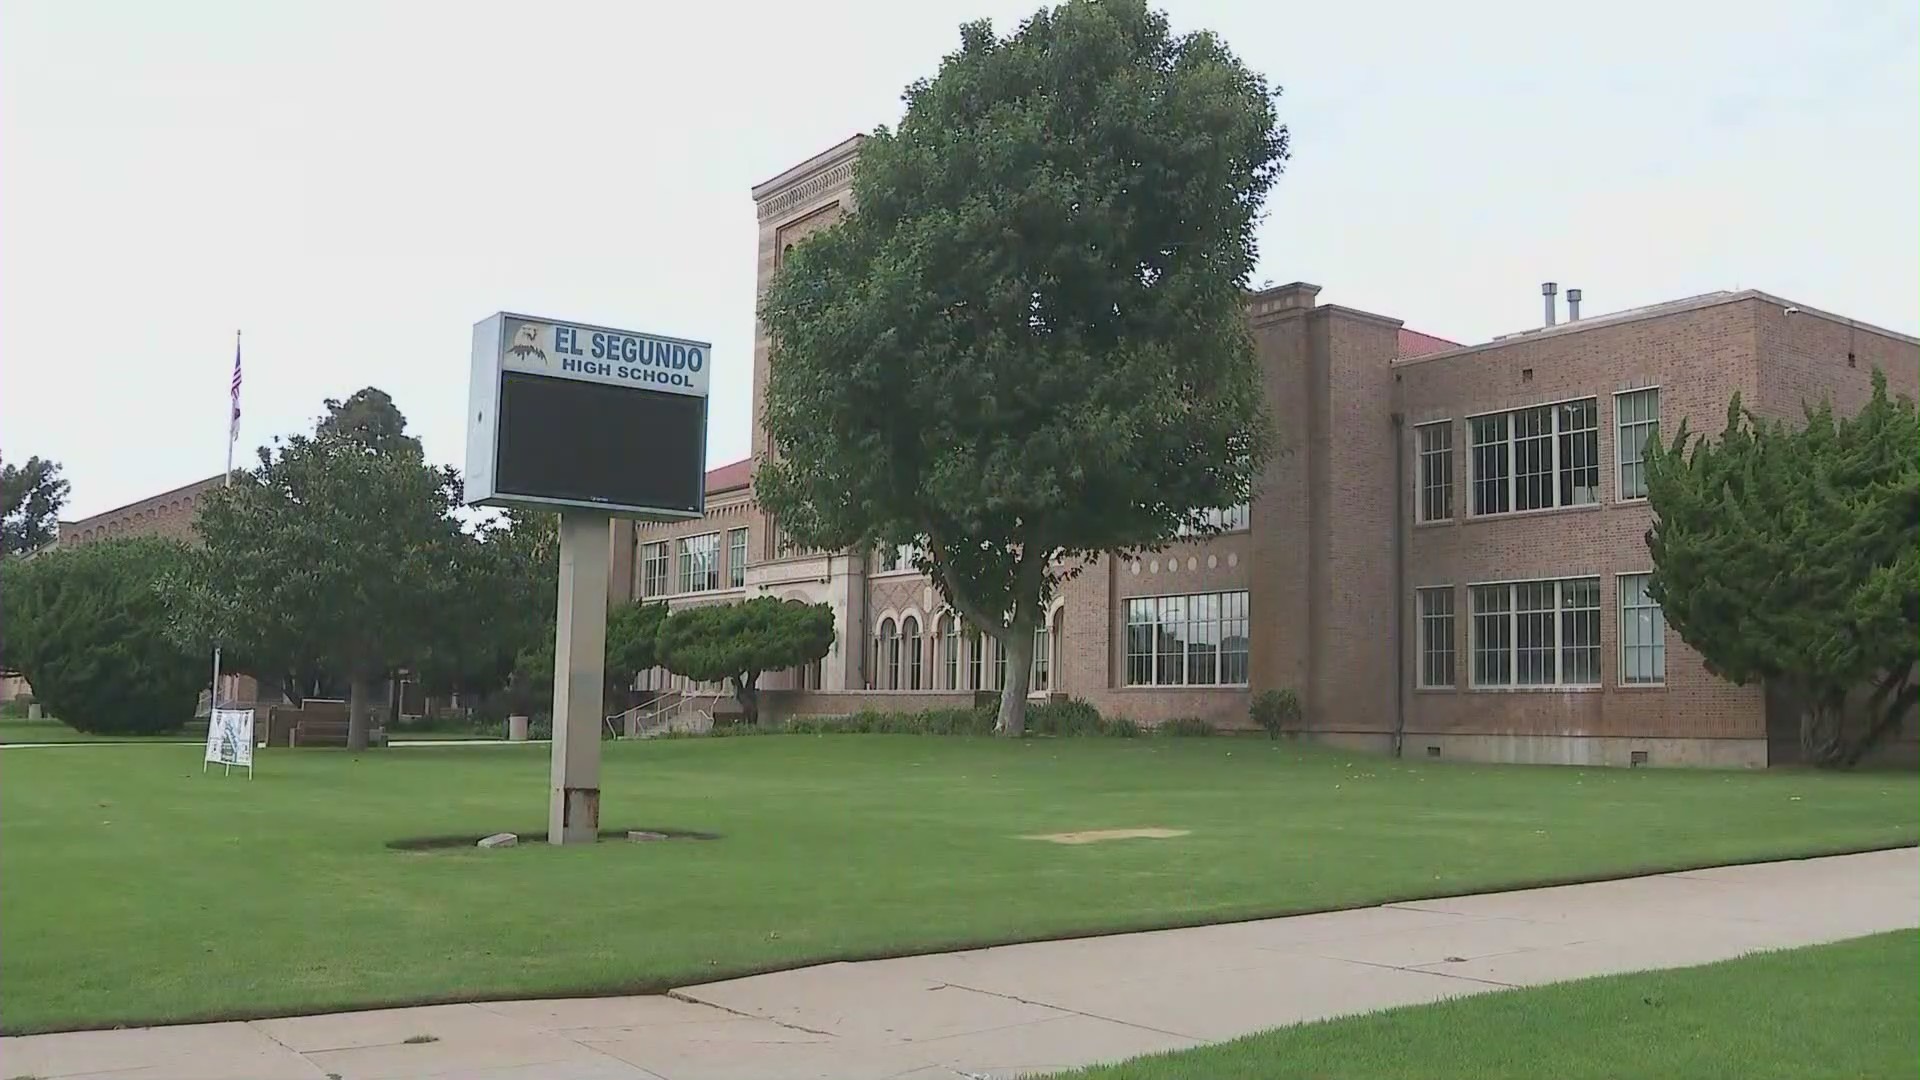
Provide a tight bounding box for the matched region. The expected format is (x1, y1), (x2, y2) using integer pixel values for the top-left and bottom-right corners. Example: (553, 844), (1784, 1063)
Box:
(210, 330), (239, 722)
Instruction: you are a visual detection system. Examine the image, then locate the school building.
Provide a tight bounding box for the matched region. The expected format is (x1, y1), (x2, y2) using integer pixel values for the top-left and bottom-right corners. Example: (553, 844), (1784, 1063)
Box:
(622, 134), (1920, 767)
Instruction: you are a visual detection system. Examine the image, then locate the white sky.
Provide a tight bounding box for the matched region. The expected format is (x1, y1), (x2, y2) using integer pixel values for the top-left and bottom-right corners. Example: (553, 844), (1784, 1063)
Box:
(5, 0), (1915, 519)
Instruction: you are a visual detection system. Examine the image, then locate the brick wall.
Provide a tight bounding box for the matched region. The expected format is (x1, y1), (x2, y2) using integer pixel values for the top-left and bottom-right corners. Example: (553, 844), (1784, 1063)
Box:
(59, 475), (222, 547)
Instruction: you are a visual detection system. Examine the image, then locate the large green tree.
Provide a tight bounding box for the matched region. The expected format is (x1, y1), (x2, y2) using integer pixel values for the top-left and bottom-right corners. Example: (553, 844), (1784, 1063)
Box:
(2, 454), (69, 556)
(755, 0), (1284, 734)
(1645, 371), (1918, 766)
(2, 538), (203, 733)
(656, 599), (835, 726)
(170, 389), (471, 749)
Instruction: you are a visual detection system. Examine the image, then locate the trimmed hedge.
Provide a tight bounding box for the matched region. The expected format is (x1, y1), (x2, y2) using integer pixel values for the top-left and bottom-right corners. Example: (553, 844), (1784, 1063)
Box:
(699, 699), (1203, 739)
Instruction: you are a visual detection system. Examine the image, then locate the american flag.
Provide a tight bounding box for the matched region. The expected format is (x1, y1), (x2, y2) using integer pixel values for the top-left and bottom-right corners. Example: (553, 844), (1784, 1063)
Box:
(229, 332), (242, 442)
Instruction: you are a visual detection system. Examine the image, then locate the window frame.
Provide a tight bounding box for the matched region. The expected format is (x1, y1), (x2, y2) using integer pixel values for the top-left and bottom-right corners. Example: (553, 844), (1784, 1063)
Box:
(903, 616), (922, 690)
(1617, 571), (1666, 686)
(1122, 590), (1251, 688)
(1466, 575), (1602, 690)
(1031, 620), (1051, 693)
(1415, 420), (1454, 523)
(676, 532), (720, 594)
(1416, 586), (1456, 689)
(641, 541), (670, 598)
(1466, 396), (1602, 518)
(726, 528), (748, 589)
(1614, 387), (1661, 502)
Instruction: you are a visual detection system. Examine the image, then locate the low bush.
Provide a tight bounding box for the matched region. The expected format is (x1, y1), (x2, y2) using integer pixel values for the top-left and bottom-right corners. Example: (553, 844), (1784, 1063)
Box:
(1249, 688), (1302, 739)
(1158, 716), (1217, 737)
(0, 696), (35, 720)
(1025, 697), (1116, 736)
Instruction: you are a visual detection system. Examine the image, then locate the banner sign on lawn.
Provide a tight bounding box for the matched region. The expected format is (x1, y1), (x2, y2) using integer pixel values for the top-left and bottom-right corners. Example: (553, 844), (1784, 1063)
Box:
(205, 708), (254, 777)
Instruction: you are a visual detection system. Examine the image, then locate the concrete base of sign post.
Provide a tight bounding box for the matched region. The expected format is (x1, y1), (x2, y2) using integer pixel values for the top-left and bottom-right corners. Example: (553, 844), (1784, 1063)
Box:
(508, 715), (530, 742)
(548, 510), (610, 845)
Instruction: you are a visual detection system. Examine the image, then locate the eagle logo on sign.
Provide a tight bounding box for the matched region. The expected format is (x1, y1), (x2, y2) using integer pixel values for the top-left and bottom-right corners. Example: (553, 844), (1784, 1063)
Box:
(507, 324), (549, 366)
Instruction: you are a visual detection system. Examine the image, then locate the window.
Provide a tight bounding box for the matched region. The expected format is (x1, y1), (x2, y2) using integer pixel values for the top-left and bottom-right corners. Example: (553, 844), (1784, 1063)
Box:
(1123, 591), (1250, 686)
(1470, 398), (1599, 516)
(1176, 503), (1251, 536)
(903, 616), (922, 690)
(1416, 422), (1453, 522)
(1417, 587), (1456, 688)
(988, 634), (1007, 691)
(967, 628), (982, 691)
(1031, 621), (1050, 692)
(1469, 577), (1601, 688)
(1619, 573), (1665, 684)
(874, 619), (898, 690)
(677, 533), (719, 593)
(879, 543), (919, 572)
(727, 528), (747, 588)
(641, 542), (669, 597)
(1616, 388), (1660, 499)
(941, 615), (960, 690)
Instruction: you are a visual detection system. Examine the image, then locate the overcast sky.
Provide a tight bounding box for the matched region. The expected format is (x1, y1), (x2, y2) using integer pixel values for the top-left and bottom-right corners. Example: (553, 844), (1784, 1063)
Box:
(5, 0), (1915, 519)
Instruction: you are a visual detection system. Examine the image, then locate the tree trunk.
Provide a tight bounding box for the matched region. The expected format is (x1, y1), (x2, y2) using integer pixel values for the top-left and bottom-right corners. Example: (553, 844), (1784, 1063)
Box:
(347, 671), (374, 751)
(1800, 700), (1845, 767)
(996, 623), (1034, 737)
(735, 672), (760, 726)
(1840, 669), (1919, 768)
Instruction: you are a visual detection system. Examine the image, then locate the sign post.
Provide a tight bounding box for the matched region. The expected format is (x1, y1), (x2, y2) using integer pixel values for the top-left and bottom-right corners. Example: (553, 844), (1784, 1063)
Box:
(465, 312), (710, 845)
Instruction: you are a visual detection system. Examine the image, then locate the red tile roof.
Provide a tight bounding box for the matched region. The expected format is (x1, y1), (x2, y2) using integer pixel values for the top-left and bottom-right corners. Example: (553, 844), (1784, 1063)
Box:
(1397, 328), (1460, 358)
(705, 457), (753, 494)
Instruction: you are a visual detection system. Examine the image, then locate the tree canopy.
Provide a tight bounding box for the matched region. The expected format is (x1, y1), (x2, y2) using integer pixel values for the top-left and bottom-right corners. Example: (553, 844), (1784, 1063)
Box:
(169, 387), (471, 749)
(1645, 370), (1918, 766)
(2, 455), (69, 556)
(656, 598), (835, 725)
(755, 0), (1285, 734)
(2, 538), (204, 734)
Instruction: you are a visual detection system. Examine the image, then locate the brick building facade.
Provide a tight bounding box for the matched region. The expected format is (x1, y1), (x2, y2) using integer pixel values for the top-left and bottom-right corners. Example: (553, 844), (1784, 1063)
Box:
(625, 137), (1919, 767)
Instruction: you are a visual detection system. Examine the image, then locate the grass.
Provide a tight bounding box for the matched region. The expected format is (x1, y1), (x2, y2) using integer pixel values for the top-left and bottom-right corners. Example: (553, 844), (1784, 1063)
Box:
(1049, 931), (1919, 1079)
(1, 737), (1913, 1034)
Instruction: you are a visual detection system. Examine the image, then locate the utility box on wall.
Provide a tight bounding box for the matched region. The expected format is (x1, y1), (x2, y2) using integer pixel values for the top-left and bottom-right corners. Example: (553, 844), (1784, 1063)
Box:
(464, 312), (711, 519)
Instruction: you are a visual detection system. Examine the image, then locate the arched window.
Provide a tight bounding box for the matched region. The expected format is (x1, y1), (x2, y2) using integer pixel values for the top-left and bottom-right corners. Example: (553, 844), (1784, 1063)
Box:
(876, 618), (898, 690)
(940, 614), (959, 689)
(992, 634), (1007, 691)
(1032, 619), (1051, 692)
(903, 616), (922, 690)
(966, 626), (983, 691)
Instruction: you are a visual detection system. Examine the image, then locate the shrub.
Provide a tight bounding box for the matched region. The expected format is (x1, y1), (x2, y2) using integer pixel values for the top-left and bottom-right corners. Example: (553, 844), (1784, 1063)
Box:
(1024, 697), (1107, 736)
(1249, 688), (1302, 739)
(2, 538), (202, 734)
(0, 697), (32, 720)
(1158, 716), (1217, 737)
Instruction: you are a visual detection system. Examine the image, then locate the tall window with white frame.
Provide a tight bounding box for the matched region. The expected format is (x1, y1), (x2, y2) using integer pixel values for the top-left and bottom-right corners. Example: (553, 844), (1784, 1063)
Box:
(940, 614), (960, 690)
(1031, 620), (1050, 693)
(967, 626), (983, 691)
(1616, 388), (1660, 500)
(1124, 591), (1250, 686)
(903, 616), (922, 690)
(1618, 573), (1666, 684)
(875, 618), (898, 690)
(1416, 421), (1453, 522)
(1470, 399), (1599, 516)
(677, 533), (720, 594)
(1417, 586), (1456, 688)
(727, 527), (747, 589)
(1470, 577), (1600, 688)
(641, 541), (669, 598)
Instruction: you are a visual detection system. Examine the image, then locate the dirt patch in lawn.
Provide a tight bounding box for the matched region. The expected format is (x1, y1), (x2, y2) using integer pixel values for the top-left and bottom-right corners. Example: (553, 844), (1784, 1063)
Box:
(386, 827), (719, 851)
(1021, 827), (1191, 845)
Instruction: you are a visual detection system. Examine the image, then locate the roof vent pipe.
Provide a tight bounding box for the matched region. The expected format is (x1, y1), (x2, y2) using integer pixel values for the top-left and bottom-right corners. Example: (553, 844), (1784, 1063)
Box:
(1541, 282), (1558, 327)
(1567, 288), (1583, 321)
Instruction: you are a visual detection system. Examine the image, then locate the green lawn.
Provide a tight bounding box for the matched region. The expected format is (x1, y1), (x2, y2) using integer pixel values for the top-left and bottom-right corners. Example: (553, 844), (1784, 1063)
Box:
(1051, 931), (1919, 1080)
(2, 736), (1913, 1033)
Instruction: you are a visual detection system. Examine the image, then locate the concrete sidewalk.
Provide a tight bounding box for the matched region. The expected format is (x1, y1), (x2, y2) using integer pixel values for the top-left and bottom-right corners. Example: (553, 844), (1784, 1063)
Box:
(4, 848), (1914, 1080)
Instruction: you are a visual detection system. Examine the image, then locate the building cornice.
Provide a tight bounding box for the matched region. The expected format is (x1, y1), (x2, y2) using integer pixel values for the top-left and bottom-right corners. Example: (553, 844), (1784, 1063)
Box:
(753, 135), (864, 222)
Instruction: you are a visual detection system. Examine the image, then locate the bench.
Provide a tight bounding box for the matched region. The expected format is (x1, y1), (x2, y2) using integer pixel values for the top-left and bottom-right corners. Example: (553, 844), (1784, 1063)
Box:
(290, 715), (388, 748)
